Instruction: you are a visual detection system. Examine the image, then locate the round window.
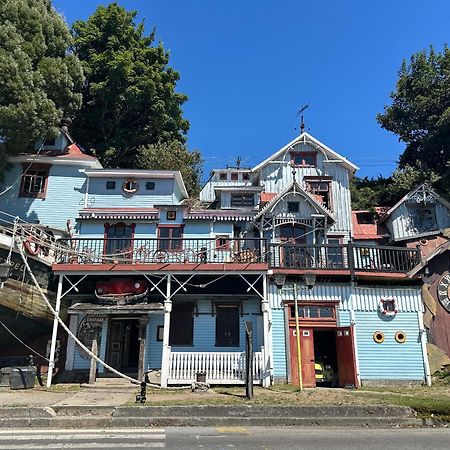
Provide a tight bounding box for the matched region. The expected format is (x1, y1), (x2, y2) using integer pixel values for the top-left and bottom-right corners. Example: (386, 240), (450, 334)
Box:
(395, 331), (407, 343)
(373, 331), (385, 344)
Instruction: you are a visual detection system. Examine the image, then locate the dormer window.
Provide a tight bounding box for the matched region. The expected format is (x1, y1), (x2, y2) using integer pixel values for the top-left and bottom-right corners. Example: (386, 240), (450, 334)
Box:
(219, 173), (227, 181)
(407, 205), (437, 233)
(106, 181), (116, 190)
(19, 164), (50, 199)
(231, 193), (254, 207)
(146, 181), (155, 190)
(290, 151), (316, 167)
(305, 177), (332, 210)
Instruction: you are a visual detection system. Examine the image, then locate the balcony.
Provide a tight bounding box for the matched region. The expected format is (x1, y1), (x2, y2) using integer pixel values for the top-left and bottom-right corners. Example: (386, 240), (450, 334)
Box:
(53, 238), (421, 275)
(268, 243), (421, 273)
(54, 237), (266, 265)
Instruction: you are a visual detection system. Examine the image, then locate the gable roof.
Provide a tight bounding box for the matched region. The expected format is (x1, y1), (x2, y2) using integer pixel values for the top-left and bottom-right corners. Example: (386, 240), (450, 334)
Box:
(254, 181), (335, 222)
(252, 132), (359, 174)
(351, 211), (389, 240)
(379, 184), (450, 223)
(408, 240), (450, 277)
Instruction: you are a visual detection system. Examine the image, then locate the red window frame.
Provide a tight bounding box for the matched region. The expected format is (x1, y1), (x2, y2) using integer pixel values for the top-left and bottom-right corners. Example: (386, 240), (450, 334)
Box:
(290, 151), (317, 167)
(157, 224), (184, 251)
(219, 173), (227, 180)
(215, 235), (231, 250)
(286, 301), (338, 327)
(230, 173), (238, 181)
(19, 163), (51, 199)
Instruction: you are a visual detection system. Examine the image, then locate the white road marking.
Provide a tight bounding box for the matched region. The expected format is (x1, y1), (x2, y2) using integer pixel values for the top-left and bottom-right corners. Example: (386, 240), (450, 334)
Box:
(0, 444), (165, 449)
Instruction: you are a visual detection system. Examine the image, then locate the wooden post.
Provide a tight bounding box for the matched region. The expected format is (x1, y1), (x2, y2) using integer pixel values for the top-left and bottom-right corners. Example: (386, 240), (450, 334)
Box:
(89, 338), (98, 384)
(138, 316), (149, 382)
(47, 274), (63, 388)
(245, 321), (254, 399)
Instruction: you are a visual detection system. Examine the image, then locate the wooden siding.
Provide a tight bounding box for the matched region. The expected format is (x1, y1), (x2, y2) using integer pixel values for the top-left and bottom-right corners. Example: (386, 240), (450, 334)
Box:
(271, 309), (287, 378)
(0, 164), (87, 229)
(355, 311), (425, 381)
(169, 298), (263, 353)
(145, 313), (164, 369)
(86, 177), (176, 208)
(268, 282), (423, 313)
(258, 142), (352, 237)
(387, 201), (450, 242)
(72, 315), (108, 371)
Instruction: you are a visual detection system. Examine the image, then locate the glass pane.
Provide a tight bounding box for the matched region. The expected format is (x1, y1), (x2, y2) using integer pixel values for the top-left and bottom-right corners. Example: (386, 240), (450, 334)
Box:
(319, 307), (333, 318)
(309, 306), (319, 318)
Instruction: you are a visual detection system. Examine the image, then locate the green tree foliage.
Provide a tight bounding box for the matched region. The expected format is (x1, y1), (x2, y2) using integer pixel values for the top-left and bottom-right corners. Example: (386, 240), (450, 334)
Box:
(136, 141), (203, 196)
(0, 0), (84, 173)
(377, 47), (450, 180)
(71, 3), (190, 170)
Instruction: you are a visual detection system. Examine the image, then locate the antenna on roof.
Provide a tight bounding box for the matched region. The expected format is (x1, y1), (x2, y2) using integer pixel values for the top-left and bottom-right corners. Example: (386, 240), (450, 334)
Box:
(236, 156), (241, 169)
(296, 103), (309, 134)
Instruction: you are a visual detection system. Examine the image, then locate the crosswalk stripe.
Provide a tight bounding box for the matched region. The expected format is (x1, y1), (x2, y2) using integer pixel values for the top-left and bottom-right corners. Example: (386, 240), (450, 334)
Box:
(0, 443), (165, 449)
(0, 434), (165, 441)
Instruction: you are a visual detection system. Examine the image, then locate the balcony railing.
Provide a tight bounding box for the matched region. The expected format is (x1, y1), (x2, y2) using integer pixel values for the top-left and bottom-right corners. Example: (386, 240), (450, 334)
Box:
(268, 243), (421, 273)
(54, 238), (421, 273)
(54, 237), (267, 265)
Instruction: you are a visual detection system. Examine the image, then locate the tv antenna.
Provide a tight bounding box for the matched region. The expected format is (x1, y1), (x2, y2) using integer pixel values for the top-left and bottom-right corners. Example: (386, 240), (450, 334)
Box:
(296, 103), (309, 134)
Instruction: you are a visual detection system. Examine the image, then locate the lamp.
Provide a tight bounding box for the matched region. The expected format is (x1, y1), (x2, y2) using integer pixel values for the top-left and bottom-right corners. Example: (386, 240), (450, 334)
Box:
(272, 273), (287, 290)
(304, 272), (316, 290)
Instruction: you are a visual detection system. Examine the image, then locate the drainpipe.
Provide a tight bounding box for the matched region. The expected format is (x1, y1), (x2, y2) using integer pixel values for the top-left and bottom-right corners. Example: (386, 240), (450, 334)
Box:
(418, 310), (432, 386)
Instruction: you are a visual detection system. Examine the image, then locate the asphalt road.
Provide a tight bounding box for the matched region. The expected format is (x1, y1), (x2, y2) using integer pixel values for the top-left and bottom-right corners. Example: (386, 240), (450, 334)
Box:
(0, 426), (449, 449)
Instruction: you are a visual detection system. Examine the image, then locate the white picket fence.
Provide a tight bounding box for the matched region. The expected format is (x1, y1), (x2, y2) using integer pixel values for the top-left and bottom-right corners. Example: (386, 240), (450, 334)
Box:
(167, 348), (265, 385)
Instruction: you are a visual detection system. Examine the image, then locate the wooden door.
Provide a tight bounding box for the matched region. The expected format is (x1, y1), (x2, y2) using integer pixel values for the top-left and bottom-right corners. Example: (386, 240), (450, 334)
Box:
(289, 327), (316, 388)
(335, 326), (359, 388)
(108, 320), (124, 369)
(280, 224), (306, 267)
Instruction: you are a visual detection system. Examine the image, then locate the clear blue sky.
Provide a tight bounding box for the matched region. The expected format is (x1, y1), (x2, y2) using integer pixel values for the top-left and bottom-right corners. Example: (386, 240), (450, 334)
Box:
(53, 0), (450, 181)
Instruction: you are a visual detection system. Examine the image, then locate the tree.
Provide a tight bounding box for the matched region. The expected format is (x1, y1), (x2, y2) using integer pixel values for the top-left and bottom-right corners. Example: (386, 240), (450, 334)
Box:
(71, 3), (190, 169)
(0, 0), (84, 174)
(136, 141), (203, 196)
(377, 47), (450, 177)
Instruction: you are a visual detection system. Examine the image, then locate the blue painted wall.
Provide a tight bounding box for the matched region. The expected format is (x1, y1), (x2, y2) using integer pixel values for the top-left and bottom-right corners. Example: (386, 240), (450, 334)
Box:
(271, 309), (287, 379)
(0, 163), (87, 229)
(169, 298), (263, 353)
(355, 311), (425, 381)
(86, 177), (177, 208)
(145, 313), (164, 369)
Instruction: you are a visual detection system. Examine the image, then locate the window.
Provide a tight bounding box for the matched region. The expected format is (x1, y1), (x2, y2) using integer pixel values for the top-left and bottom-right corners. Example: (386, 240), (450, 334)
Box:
(290, 304), (335, 320)
(326, 237), (344, 268)
(287, 202), (299, 213)
(231, 173), (238, 181)
(146, 181), (155, 190)
(19, 164), (50, 199)
(219, 173), (227, 181)
(231, 194), (254, 207)
(216, 235), (231, 250)
(305, 178), (332, 210)
(290, 151), (316, 167)
(407, 205), (437, 233)
(122, 179), (138, 194)
(169, 302), (194, 345)
(216, 304), (240, 347)
(106, 181), (116, 190)
(158, 225), (183, 251)
(166, 211), (176, 220)
(104, 223), (135, 257)
(242, 173), (250, 181)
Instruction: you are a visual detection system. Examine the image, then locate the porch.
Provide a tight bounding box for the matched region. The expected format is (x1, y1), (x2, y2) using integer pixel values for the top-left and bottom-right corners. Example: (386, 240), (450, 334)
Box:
(167, 348), (265, 385)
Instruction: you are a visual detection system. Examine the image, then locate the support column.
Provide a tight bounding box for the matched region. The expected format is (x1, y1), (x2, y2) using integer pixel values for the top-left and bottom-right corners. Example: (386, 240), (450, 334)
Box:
(262, 274), (271, 387)
(160, 274), (172, 388)
(47, 274), (63, 388)
(65, 314), (78, 371)
(138, 315), (149, 382)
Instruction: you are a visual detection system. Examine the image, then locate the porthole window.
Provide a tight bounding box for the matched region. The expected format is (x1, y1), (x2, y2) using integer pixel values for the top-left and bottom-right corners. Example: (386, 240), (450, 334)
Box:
(395, 331), (407, 343)
(373, 331), (385, 343)
(123, 179), (138, 195)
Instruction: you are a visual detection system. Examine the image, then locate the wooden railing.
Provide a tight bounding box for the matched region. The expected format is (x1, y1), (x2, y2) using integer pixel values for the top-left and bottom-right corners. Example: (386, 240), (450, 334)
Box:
(268, 243), (421, 273)
(53, 237), (421, 274)
(54, 237), (267, 265)
(167, 350), (264, 385)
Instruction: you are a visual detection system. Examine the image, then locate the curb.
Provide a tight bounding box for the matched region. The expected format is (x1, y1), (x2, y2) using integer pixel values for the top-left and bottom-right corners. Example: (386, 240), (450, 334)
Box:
(0, 405), (429, 428)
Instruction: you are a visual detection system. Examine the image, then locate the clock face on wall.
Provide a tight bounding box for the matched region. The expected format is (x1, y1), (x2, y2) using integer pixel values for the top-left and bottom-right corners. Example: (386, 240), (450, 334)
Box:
(437, 274), (450, 313)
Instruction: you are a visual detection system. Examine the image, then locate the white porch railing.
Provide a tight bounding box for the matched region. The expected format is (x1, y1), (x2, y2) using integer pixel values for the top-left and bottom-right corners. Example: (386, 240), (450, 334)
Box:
(167, 348), (265, 385)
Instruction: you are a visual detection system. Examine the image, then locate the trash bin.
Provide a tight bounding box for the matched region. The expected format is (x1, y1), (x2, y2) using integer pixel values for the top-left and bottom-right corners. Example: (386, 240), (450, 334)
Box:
(196, 371), (207, 383)
(9, 367), (36, 390)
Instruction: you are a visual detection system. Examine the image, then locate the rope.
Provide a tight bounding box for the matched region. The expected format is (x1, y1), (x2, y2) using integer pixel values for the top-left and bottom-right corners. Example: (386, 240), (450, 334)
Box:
(0, 319), (49, 361)
(15, 238), (191, 390)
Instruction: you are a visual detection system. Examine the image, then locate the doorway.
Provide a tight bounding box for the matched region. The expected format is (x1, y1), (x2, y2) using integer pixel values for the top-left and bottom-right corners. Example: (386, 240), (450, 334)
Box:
(107, 318), (140, 373)
(288, 325), (358, 388)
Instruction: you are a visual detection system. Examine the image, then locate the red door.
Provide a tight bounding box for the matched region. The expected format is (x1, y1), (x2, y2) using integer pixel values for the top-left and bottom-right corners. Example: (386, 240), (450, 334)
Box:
(335, 326), (359, 388)
(289, 327), (316, 387)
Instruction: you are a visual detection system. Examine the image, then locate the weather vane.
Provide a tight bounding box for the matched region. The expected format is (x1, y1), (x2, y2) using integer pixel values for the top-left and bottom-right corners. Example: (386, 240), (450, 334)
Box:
(296, 103), (309, 134)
